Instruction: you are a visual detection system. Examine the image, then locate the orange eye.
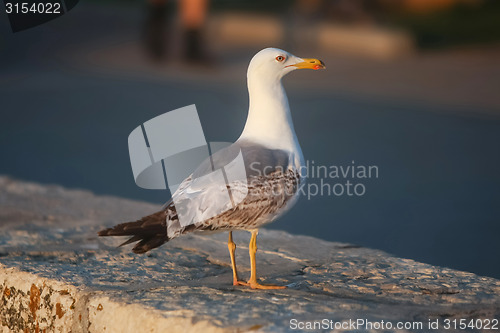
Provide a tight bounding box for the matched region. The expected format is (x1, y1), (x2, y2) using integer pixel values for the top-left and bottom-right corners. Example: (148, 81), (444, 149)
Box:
(276, 55), (285, 62)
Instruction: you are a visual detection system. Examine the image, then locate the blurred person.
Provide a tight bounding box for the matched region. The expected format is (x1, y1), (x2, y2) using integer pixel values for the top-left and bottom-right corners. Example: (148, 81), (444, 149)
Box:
(144, 0), (210, 64)
(144, 0), (168, 59)
(180, 0), (209, 63)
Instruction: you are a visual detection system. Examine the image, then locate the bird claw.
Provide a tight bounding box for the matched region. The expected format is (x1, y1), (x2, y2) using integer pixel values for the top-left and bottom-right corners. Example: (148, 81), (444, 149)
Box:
(234, 278), (287, 289)
(248, 282), (287, 290)
(233, 280), (249, 286)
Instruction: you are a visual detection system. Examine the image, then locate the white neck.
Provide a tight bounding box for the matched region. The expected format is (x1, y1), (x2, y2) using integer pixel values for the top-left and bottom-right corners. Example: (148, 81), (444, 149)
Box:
(238, 73), (301, 154)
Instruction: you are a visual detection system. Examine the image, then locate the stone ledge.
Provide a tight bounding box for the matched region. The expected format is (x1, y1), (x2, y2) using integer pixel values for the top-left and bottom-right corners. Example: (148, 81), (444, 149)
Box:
(0, 176), (499, 332)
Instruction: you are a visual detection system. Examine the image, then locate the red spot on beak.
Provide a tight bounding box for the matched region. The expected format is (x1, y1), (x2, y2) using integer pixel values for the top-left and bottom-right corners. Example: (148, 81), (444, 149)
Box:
(313, 65), (321, 70)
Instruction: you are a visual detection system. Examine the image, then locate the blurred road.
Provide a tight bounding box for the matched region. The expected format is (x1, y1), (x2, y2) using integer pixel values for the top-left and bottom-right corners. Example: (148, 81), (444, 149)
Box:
(1, 3), (499, 278)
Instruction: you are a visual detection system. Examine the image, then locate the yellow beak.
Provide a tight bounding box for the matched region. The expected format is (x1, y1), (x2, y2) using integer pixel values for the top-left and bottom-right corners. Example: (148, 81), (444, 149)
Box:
(291, 58), (326, 70)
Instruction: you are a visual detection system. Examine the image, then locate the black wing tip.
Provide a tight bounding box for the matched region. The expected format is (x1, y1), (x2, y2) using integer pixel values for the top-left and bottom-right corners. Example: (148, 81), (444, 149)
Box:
(99, 231), (168, 254)
(98, 211), (169, 253)
(97, 226), (127, 237)
(132, 246), (149, 254)
(132, 236), (168, 254)
(97, 228), (113, 236)
(118, 235), (142, 247)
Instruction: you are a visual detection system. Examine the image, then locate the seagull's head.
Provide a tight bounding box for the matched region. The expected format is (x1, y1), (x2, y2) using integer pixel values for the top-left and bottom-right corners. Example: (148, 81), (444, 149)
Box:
(248, 47), (325, 82)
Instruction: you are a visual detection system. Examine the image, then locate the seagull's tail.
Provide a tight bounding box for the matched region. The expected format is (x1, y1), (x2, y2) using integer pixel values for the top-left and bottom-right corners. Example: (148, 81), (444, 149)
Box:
(98, 211), (169, 254)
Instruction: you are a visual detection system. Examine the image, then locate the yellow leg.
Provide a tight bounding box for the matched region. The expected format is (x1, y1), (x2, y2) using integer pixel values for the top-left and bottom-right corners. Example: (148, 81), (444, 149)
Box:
(228, 232), (248, 286)
(247, 230), (286, 290)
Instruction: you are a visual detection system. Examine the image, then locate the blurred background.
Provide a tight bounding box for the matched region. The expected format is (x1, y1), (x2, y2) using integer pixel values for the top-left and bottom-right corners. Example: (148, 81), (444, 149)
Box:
(1, 0), (499, 278)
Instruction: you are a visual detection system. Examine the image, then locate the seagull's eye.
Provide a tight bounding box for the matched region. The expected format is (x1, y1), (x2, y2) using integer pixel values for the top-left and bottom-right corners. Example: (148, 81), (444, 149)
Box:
(275, 55), (285, 62)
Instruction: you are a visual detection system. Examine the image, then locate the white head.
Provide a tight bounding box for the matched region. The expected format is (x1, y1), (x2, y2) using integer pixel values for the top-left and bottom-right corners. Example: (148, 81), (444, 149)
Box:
(247, 47), (325, 83)
(240, 47), (325, 151)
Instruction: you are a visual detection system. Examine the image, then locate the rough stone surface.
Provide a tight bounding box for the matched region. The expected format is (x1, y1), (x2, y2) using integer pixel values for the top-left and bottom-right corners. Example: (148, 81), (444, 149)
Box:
(0, 176), (499, 332)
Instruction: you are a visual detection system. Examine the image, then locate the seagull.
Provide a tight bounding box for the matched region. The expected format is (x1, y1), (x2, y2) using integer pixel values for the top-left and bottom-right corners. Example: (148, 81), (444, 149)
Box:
(98, 48), (325, 289)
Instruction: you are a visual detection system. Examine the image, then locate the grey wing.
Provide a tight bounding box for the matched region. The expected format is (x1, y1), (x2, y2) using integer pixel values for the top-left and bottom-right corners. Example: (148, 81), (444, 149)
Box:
(163, 140), (301, 238)
(203, 168), (302, 231)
